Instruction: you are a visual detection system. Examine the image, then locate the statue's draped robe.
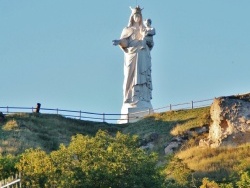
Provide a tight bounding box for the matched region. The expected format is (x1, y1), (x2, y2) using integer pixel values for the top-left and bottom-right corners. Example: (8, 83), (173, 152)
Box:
(120, 26), (152, 104)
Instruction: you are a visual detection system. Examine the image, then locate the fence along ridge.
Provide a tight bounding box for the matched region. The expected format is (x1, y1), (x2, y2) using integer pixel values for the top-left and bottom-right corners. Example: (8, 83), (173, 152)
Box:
(0, 98), (214, 123)
(0, 173), (21, 188)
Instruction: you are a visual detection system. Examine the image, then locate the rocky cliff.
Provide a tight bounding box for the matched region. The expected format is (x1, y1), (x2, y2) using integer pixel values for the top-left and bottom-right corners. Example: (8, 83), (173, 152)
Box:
(200, 93), (250, 148)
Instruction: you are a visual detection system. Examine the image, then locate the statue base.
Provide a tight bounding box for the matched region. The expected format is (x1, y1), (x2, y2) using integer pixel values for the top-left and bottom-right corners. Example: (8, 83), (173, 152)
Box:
(117, 101), (153, 124)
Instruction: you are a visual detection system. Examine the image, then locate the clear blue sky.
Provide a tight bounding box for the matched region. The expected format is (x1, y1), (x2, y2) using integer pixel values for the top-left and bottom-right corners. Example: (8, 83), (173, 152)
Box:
(1, 0), (250, 115)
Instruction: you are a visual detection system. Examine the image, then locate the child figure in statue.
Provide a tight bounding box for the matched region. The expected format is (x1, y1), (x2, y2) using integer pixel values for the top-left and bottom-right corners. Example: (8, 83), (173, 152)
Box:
(143, 19), (155, 51)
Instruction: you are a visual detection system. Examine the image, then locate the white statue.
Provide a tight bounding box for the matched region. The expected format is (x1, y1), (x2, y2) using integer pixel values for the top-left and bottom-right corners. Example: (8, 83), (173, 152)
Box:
(113, 6), (155, 122)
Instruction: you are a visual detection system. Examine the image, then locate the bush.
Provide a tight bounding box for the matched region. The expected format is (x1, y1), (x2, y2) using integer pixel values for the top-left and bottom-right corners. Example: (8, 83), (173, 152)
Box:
(163, 156), (192, 187)
(16, 130), (164, 187)
(0, 154), (19, 179)
(200, 178), (220, 188)
(16, 149), (54, 187)
(237, 169), (250, 188)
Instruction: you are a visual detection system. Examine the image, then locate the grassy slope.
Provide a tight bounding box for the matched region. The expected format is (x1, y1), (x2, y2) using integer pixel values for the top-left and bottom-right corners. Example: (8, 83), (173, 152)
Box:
(0, 107), (210, 156)
(122, 107), (210, 157)
(123, 107), (250, 183)
(1, 107), (249, 184)
(0, 113), (125, 155)
(176, 143), (250, 183)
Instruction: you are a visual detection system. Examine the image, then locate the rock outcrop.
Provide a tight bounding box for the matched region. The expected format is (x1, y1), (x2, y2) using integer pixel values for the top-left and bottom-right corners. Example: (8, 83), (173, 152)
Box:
(164, 135), (188, 155)
(139, 132), (159, 151)
(200, 93), (250, 148)
(164, 126), (208, 155)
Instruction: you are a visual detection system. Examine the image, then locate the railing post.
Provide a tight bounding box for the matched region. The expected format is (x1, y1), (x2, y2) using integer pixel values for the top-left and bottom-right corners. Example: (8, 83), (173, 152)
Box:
(79, 110), (81, 120)
(170, 104), (172, 111)
(7, 106), (9, 113)
(19, 172), (21, 188)
(103, 113), (105, 122)
(191, 101), (194, 109)
(127, 113), (129, 123)
(35, 103), (41, 113)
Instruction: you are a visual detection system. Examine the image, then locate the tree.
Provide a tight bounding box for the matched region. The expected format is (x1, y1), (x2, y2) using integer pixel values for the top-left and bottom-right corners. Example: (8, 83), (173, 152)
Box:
(17, 130), (164, 187)
(16, 148), (55, 187)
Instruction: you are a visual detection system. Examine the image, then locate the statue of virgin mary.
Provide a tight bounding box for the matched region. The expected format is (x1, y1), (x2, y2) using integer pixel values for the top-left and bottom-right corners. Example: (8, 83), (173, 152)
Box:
(113, 6), (155, 123)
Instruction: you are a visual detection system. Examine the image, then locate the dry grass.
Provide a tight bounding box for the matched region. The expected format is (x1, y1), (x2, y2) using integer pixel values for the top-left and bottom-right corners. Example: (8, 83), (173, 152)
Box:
(122, 107), (211, 158)
(123, 107), (210, 136)
(169, 107), (210, 136)
(0, 113), (124, 155)
(2, 120), (19, 131)
(0, 107), (211, 158)
(176, 143), (250, 181)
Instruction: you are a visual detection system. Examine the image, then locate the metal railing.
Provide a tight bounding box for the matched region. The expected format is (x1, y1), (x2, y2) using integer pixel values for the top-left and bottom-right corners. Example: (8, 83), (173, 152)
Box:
(0, 98), (214, 123)
(153, 98), (213, 113)
(0, 106), (127, 124)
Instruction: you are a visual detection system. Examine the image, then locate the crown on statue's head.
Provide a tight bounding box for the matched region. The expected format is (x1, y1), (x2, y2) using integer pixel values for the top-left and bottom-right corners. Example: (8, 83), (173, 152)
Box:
(130, 6), (143, 15)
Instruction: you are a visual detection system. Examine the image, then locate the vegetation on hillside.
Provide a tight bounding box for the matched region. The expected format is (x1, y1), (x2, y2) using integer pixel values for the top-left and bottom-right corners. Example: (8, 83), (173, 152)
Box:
(0, 107), (250, 187)
(16, 130), (163, 187)
(0, 113), (124, 155)
(122, 107), (210, 157)
(176, 143), (250, 182)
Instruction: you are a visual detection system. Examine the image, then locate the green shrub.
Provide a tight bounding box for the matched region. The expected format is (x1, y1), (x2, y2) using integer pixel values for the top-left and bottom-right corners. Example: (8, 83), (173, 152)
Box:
(164, 156), (192, 187)
(0, 154), (19, 179)
(237, 169), (250, 188)
(16, 130), (165, 187)
(16, 148), (54, 187)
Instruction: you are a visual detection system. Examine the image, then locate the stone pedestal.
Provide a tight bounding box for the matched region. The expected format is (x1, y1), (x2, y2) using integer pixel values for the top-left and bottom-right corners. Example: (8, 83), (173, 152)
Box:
(118, 101), (153, 124)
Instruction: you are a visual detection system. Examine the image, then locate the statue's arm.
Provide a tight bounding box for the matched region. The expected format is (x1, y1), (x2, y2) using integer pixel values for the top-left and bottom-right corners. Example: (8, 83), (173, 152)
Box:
(113, 38), (128, 48)
(112, 39), (121, 46)
(113, 27), (133, 48)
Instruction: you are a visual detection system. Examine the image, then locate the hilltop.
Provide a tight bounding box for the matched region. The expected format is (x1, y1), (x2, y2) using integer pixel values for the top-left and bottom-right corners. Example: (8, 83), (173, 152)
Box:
(0, 107), (210, 156)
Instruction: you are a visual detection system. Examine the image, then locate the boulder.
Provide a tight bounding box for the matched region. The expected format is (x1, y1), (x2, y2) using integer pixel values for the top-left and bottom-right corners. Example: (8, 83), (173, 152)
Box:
(164, 135), (188, 155)
(139, 133), (159, 151)
(200, 93), (250, 148)
(164, 142), (180, 155)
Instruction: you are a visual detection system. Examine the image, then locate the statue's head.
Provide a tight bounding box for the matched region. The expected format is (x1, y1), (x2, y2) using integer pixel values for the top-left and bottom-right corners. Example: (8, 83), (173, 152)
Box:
(128, 6), (143, 27)
(144, 19), (152, 27)
(130, 6), (143, 15)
